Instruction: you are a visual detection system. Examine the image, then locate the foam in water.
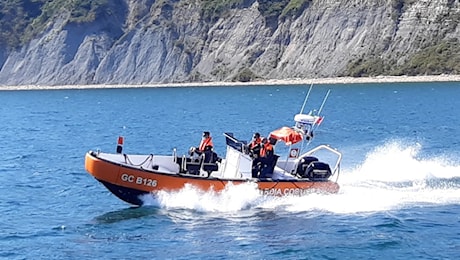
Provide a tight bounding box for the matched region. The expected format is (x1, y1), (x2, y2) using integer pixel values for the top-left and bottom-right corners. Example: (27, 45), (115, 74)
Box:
(141, 182), (262, 212)
(141, 141), (460, 214)
(345, 140), (460, 183)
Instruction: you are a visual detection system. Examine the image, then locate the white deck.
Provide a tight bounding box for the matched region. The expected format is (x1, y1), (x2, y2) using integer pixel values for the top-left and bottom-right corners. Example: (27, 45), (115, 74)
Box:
(94, 151), (296, 180)
(93, 144), (341, 181)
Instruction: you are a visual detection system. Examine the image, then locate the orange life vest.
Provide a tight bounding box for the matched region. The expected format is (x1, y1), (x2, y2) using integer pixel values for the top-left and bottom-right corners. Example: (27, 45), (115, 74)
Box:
(260, 143), (273, 157)
(199, 137), (213, 152)
(249, 137), (262, 149)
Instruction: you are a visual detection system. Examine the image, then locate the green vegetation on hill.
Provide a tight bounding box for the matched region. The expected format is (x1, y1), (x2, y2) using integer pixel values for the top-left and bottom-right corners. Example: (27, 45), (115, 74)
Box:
(201, 0), (246, 23)
(0, 0), (41, 48)
(232, 67), (260, 82)
(26, 0), (110, 42)
(395, 39), (460, 76)
(344, 39), (460, 77)
(200, 0), (310, 24)
(280, 0), (310, 18)
(0, 0), (110, 49)
(1, 0), (311, 49)
(257, 0), (289, 27)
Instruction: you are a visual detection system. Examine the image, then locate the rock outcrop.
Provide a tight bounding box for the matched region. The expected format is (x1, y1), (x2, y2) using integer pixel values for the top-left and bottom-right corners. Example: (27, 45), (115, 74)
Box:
(0, 0), (458, 86)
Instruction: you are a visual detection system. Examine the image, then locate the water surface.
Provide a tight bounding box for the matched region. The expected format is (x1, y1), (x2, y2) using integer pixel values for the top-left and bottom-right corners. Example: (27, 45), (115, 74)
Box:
(1, 82), (459, 259)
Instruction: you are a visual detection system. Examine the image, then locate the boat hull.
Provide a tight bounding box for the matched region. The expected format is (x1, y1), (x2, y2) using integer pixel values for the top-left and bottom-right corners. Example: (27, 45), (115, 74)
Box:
(85, 152), (339, 206)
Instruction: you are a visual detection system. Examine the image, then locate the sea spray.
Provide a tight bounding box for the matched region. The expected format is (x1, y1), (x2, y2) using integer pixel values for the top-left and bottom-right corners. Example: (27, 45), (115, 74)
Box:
(141, 140), (460, 215)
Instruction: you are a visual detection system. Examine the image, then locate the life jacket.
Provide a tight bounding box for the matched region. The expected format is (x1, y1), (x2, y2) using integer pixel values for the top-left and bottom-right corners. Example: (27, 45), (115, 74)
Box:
(199, 137), (213, 152)
(249, 137), (262, 149)
(260, 143), (273, 157)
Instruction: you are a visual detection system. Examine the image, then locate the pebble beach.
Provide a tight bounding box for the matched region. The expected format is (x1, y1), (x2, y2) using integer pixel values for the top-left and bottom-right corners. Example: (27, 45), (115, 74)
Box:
(1, 74), (460, 90)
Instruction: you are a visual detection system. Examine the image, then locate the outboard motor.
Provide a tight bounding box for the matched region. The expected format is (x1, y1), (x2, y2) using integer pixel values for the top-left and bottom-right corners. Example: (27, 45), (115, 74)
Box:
(296, 156), (332, 181)
(304, 162), (332, 181)
(295, 156), (319, 176)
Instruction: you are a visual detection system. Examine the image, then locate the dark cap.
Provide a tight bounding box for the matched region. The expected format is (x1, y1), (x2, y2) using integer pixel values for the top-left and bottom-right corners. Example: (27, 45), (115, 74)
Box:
(203, 131), (210, 136)
(253, 132), (260, 138)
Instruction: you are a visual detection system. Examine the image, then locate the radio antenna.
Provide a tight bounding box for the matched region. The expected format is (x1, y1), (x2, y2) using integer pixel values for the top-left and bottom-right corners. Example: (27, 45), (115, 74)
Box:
(300, 84), (313, 114)
(317, 89), (330, 116)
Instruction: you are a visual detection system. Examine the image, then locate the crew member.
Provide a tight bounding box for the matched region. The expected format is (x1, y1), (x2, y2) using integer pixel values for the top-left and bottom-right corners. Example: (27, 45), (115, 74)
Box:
(257, 137), (275, 178)
(190, 131), (214, 156)
(259, 137), (274, 159)
(248, 132), (262, 158)
(199, 131), (213, 152)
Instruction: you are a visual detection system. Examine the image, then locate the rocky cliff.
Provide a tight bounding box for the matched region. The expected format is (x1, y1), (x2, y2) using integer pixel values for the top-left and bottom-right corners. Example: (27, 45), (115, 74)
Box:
(0, 0), (459, 86)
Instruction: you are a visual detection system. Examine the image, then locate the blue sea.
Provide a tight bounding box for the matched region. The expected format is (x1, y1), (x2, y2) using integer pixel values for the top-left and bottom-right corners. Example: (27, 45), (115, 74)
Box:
(1, 82), (459, 259)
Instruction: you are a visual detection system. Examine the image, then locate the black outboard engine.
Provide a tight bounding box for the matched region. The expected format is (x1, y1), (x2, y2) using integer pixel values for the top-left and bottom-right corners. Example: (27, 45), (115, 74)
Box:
(304, 162), (332, 181)
(296, 156), (332, 181)
(295, 156), (318, 176)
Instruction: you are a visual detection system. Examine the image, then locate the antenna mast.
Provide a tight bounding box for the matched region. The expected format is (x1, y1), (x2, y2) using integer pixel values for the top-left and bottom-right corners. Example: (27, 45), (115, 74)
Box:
(300, 84), (313, 114)
(317, 89), (331, 116)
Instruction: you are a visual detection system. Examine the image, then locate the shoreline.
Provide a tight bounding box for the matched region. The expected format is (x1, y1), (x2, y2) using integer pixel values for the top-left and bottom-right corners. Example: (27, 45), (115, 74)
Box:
(1, 75), (460, 91)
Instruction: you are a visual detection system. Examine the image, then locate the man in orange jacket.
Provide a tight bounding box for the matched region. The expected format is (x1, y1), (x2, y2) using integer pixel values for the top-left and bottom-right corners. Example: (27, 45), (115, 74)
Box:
(248, 132), (262, 158)
(190, 131), (214, 156)
(260, 138), (274, 159)
(198, 131), (213, 153)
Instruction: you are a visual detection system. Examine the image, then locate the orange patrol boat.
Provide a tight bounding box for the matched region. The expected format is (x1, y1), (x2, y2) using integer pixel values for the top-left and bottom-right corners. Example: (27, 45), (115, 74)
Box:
(85, 88), (342, 206)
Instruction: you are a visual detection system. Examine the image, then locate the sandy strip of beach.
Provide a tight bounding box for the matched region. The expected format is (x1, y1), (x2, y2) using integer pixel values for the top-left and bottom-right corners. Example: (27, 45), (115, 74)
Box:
(1, 75), (460, 91)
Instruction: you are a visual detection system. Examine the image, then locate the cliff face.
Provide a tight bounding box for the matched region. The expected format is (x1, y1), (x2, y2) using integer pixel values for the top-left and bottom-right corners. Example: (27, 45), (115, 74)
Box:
(0, 0), (459, 86)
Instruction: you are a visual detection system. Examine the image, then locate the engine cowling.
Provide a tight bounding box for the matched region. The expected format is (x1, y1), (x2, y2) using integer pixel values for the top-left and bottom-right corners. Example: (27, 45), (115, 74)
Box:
(295, 156), (333, 181)
(303, 161), (332, 181)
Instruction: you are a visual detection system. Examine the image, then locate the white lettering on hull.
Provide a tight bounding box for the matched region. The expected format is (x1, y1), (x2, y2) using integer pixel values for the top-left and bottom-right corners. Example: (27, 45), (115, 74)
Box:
(261, 188), (313, 196)
(121, 173), (158, 187)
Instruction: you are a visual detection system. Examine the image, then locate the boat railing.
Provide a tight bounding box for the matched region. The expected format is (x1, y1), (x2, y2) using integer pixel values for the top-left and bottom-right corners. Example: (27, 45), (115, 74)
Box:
(302, 144), (342, 178)
(123, 153), (154, 167)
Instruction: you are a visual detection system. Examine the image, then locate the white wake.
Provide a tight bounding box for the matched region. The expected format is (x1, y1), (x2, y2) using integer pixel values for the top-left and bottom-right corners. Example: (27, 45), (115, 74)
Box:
(141, 141), (460, 214)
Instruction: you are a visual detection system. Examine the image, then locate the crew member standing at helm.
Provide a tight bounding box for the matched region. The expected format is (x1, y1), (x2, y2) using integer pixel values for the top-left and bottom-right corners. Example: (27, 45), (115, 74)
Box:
(248, 132), (262, 158)
(260, 137), (274, 159)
